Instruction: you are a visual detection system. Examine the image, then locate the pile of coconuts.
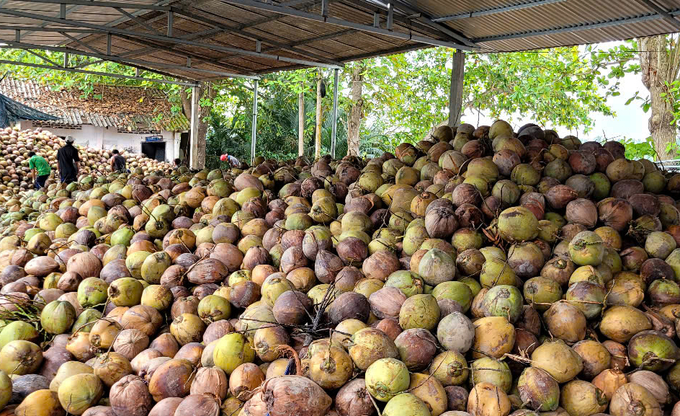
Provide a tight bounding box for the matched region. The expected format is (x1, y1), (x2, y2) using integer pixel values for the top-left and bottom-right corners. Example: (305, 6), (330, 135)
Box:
(0, 127), (171, 195)
(0, 121), (679, 416)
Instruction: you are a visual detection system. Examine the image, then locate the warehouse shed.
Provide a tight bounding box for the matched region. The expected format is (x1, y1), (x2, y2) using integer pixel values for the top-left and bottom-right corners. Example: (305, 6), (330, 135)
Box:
(0, 0), (679, 166)
(0, 75), (189, 162)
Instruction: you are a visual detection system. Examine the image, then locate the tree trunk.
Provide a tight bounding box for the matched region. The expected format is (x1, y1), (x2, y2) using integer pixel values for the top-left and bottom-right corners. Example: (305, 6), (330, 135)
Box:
(315, 71), (322, 159)
(298, 88), (305, 157)
(640, 35), (680, 161)
(347, 63), (364, 156)
(180, 83), (214, 169)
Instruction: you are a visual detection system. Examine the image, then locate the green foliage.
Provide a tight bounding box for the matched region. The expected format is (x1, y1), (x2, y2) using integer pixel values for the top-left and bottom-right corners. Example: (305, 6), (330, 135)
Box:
(623, 137), (657, 160)
(0, 42), (644, 160)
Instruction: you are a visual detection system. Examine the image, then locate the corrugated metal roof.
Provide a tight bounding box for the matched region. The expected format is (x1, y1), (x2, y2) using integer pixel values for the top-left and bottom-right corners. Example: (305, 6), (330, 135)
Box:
(0, 0), (678, 79)
(0, 76), (189, 131)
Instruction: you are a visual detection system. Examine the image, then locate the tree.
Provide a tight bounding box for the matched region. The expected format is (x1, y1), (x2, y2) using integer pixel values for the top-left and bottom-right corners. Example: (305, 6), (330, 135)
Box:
(639, 35), (680, 160)
(347, 62), (365, 156)
(179, 83), (215, 169)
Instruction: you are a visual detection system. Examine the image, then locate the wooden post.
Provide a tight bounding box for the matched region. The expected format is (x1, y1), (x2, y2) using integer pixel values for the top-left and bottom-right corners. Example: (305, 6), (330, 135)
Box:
(448, 50), (465, 127)
(315, 70), (322, 159)
(298, 87), (305, 157)
(189, 84), (200, 170)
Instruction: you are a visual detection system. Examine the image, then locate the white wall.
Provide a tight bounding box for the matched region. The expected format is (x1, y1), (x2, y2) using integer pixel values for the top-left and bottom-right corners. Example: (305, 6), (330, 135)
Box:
(20, 122), (180, 162)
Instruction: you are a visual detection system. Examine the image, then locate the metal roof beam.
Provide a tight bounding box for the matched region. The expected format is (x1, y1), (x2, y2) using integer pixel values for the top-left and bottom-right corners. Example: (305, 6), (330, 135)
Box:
(221, 0), (477, 50)
(635, 0), (680, 30)
(359, 0), (477, 47)
(473, 9), (680, 42)
(171, 7), (344, 65)
(0, 7), (343, 68)
(0, 58), (199, 86)
(8, 0), (173, 11)
(2, 39), (261, 79)
(261, 28), (356, 52)
(432, 0), (566, 22)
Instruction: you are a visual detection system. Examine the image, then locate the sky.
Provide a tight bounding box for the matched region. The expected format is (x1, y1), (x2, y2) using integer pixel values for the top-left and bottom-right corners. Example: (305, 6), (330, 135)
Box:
(461, 41), (651, 143)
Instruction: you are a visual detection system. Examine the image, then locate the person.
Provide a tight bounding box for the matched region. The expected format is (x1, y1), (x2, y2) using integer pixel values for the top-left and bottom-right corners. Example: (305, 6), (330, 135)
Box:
(220, 153), (240, 168)
(57, 136), (80, 184)
(110, 149), (127, 172)
(28, 151), (51, 189)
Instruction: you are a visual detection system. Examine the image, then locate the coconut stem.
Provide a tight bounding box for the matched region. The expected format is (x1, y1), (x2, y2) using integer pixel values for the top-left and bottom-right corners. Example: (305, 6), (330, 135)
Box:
(275, 344), (301, 376)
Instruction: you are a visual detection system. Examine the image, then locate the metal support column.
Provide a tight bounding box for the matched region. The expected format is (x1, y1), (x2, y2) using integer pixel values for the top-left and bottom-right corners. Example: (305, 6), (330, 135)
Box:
(189, 85), (200, 169)
(448, 50), (465, 127)
(330, 68), (339, 159)
(251, 79), (259, 165)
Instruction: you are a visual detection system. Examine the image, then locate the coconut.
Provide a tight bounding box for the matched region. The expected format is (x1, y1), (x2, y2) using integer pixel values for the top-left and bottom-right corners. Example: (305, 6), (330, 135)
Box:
(530, 339), (583, 383)
(348, 328), (399, 370)
(572, 340), (610, 379)
(600, 305), (652, 343)
(92, 352), (133, 387)
(242, 375), (332, 416)
(0, 340), (42, 375)
(213, 333), (254, 375)
(273, 290), (312, 326)
(627, 330), (678, 371)
(148, 359), (194, 402)
(230, 363), (266, 400)
(481, 285), (523, 323)
(364, 358), (410, 402)
(517, 367), (560, 411)
(560, 380), (607, 416)
(609, 383), (662, 416)
(394, 328), (437, 371)
(467, 382), (511, 416)
(57, 373), (103, 415)
(327, 292), (370, 325)
(592, 369), (628, 400)
(15, 389), (63, 416)
(335, 378), (375, 416)
(109, 375), (152, 416)
(472, 316), (514, 359)
(470, 357), (512, 392)
(399, 294), (440, 331)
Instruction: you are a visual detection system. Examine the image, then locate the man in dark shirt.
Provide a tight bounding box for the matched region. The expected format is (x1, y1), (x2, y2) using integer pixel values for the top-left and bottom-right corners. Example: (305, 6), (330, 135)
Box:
(110, 149), (127, 172)
(57, 136), (80, 184)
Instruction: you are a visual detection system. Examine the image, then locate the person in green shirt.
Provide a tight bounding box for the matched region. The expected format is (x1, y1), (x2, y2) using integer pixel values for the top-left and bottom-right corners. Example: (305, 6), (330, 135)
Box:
(28, 151), (51, 189)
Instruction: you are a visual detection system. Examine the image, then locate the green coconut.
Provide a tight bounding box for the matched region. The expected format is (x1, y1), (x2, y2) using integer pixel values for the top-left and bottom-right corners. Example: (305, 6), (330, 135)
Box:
(365, 358), (410, 402)
(417, 248), (456, 286)
(108, 277), (144, 307)
(140, 251), (172, 284)
(628, 330), (679, 371)
(480, 258), (518, 288)
(568, 231), (605, 266)
(385, 271), (424, 297)
(197, 294), (232, 322)
(517, 367), (560, 412)
(77, 277), (109, 308)
(213, 333), (255, 375)
(0, 340), (43, 375)
(481, 285), (523, 322)
(125, 251), (152, 279)
(41, 300), (76, 334)
(72, 308), (102, 333)
(523, 277), (563, 311)
(431, 281), (473, 313)
(399, 294), (440, 331)
(497, 207), (538, 243)
(141, 284), (173, 310)
(57, 373), (103, 415)
(0, 321), (39, 349)
(471, 357), (512, 393)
